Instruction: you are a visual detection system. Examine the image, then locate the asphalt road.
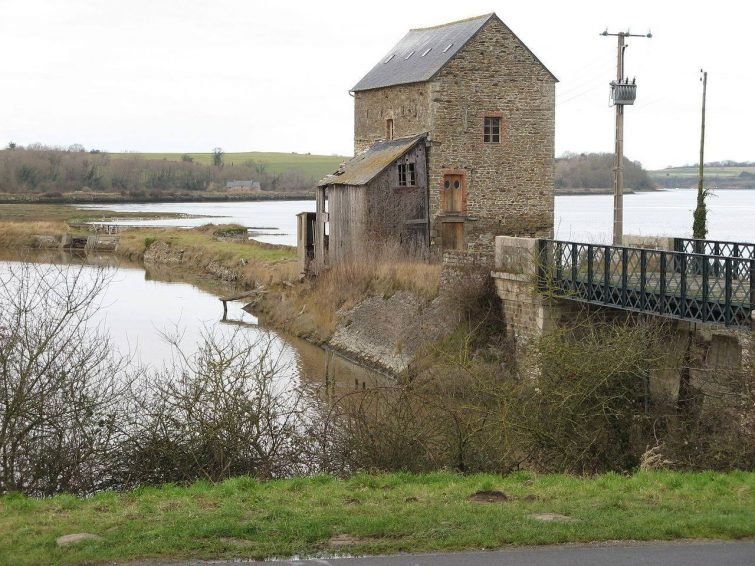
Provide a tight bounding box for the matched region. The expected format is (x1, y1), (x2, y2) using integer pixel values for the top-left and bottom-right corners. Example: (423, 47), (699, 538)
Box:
(117, 540), (755, 565)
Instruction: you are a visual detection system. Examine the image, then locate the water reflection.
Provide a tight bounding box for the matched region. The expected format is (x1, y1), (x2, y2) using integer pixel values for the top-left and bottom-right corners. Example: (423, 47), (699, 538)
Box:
(0, 251), (385, 391)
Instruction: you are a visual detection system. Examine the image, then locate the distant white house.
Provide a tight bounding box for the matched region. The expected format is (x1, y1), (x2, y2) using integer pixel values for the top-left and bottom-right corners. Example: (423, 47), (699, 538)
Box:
(226, 180), (261, 191)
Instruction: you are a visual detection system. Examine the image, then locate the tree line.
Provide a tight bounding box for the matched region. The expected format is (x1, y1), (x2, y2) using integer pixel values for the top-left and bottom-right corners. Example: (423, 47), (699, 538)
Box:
(555, 152), (656, 191)
(0, 144), (316, 196)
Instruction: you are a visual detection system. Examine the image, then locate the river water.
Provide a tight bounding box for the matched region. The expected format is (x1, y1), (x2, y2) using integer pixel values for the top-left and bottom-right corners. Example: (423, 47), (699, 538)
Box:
(24, 189), (750, 375)
(0, 253), (382, 390)
(79, 188), (755, 246)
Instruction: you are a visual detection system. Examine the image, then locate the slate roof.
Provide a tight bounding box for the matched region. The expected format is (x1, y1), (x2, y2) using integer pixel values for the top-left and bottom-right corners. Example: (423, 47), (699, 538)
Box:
(352, 14), (493, 92)
(318, 135), (425, 187)
(351, 13), (556, 92)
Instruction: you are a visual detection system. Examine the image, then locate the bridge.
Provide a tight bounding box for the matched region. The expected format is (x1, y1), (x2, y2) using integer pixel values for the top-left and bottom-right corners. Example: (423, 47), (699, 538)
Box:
(537, 237), (754, 329)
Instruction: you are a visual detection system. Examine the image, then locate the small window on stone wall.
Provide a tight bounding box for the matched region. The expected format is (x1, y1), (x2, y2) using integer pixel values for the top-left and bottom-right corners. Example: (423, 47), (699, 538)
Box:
(398, 163), (416, 187)
(483, 116), (501, 143)
(386, 119), (394, 140)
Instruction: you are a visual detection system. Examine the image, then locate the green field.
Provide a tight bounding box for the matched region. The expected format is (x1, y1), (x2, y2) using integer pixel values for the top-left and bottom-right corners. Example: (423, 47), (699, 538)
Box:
(108, 151), (348, 178)
(649, 165), (755, 189)
(650, 166), (755, 178)
(1, 471), (752, 565)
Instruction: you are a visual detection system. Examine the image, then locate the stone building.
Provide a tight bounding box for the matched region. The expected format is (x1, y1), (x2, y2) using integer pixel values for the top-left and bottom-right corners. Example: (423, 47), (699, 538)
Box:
(312, 12), (556, 268)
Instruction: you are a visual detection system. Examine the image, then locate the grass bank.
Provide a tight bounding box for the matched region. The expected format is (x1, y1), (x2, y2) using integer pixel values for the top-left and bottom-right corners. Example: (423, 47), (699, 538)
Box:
(108, 150), (345, 178)
(0, 203), (183, 224)
(1, 471), (752, 565)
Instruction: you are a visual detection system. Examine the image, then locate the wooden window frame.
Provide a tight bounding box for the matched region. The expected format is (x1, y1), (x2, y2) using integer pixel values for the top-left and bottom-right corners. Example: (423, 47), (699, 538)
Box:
(386, 118), (394, 140)
(482, 112), (503, 144)
(397, 162), (416, 187)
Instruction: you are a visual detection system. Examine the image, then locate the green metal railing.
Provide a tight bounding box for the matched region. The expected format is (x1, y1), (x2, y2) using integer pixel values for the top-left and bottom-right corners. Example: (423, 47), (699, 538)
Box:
(538, 239), (754, 328)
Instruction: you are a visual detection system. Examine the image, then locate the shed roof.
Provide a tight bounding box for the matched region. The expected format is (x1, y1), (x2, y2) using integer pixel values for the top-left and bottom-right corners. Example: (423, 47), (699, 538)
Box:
(351, 13), (556, 92)
(318, 135), (425, 187)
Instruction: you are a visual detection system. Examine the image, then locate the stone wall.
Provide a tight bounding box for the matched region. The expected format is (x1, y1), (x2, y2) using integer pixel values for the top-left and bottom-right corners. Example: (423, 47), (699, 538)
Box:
(329, 291), (462, 375)
(353, 84), (432, 154)
(491, 236), (576, 341)
(429, 18), (556, 254)
(440, 249), (494, 294)
(622, 234), (675, 250)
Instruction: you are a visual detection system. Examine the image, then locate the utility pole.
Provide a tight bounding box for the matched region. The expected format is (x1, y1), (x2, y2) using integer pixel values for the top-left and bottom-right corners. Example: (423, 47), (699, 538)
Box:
(601, 30), (651, 245)
(693, 69), (708, 240)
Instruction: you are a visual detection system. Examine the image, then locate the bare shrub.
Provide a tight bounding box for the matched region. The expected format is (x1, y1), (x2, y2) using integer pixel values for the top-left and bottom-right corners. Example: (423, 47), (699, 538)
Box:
(325, 315), (517, 474)
(662, 335), (755, 470)
(507, 315), (667, 473)
(0, 262), (132, 496)
(118, 329), (319, 486)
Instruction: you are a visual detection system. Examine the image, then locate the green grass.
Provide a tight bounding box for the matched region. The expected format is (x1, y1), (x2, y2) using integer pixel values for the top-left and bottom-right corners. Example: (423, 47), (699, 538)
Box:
(119, 225), (296, 264)
(108, 151), (347, 178)
(1, 471), (752, 565)
(0, 203), (180, 224)
(650, 166), (755, 178)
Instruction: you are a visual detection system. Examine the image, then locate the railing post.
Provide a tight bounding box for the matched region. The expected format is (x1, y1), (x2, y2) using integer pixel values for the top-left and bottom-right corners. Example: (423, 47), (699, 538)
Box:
(750, 259), (755, 330)
(604, 245), (611, 305)
(659, 252), (667, 315)
(680, 253), (688, 319)
(587, 245), (594, 301)
(702, 254), (710, 323)
(556, 241), (563, 285)
(714, 243), (721, 277)
(571, 243), (578, 294)
(725, 258), (733, 326)
(640, 248), (647, 311)
(621, 247), (629, 307)
(537, 239), (547, 290)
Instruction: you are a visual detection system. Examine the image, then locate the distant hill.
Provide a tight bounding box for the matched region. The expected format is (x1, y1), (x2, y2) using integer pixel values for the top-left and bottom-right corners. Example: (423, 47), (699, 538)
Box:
(555, 152), (656, 194)
(109, 151), (346, 179)
(649, 161), (755, 190)
(0, 145), (347, 200)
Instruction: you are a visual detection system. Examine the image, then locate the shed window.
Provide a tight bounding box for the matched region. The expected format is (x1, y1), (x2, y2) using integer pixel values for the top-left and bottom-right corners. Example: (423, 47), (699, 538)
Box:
(398, 163), (416, 187)
(386, 118), (394, 140)
(483, 116), (501, 143)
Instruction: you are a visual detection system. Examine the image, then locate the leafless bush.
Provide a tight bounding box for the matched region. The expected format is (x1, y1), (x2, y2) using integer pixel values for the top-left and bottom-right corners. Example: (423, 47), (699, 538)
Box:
(507, 315), (666, 473)
(661, 334), (755, 470)
(0, 262), (133, 496)
(117, 329), (320, 486)
(322, 317), (517, 474)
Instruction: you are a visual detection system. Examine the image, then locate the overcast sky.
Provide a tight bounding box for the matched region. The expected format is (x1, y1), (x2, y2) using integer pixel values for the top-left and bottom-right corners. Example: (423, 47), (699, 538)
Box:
(1, 0), (752, 169)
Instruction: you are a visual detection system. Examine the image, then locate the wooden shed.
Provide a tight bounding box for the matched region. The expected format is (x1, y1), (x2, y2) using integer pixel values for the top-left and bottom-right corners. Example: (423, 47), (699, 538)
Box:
(314, 134), (428, 267)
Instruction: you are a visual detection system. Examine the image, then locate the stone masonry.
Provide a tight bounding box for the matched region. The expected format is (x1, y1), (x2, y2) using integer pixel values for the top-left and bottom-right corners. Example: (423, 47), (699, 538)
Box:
(353, 15), (556, 258)
(491, 235), (575, 341)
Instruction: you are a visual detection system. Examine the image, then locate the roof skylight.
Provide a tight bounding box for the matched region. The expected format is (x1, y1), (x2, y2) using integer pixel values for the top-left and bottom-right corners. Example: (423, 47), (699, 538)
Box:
(384, 54), (395, 63)
(442, 43), (454, 53)
(405, 50), (415, 60)
(421, 48), (432, 57)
